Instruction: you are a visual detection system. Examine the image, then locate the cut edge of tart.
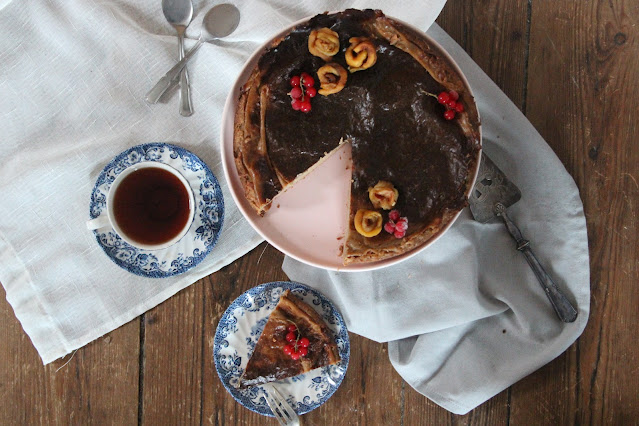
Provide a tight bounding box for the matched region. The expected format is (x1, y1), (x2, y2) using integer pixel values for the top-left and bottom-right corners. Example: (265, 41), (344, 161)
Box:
(239, 289), (341, 388)
(343, 206), (460, 265)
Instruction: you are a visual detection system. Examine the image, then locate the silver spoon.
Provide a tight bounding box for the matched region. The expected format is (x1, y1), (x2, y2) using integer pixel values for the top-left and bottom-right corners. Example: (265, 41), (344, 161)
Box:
(162, 0), (194, 116)
(146, 3), (241, 105)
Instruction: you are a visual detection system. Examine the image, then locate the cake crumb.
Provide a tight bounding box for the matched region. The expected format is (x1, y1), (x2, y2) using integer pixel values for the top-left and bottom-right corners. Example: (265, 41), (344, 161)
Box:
(277, 204), (280, 208)
(338, 244), (344, 256)
(337, 236), (343, 240)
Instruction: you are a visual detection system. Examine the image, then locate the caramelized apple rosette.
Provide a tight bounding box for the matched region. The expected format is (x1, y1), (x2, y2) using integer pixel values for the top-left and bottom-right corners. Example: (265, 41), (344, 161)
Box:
(354, 209), (383, 237)
(345, 37), (377, 72)
(368, 181), (398, 210)
(317, 63), (348, 95)
(308, 28), (340, 61)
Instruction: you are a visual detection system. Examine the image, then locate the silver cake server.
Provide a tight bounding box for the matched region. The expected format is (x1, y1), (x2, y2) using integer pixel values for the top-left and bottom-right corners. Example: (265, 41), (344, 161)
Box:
(469, 153), (578, 323)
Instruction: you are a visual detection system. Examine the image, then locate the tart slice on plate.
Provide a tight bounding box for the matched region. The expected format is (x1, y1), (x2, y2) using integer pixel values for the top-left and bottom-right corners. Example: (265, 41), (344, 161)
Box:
(240, 290), (341, 388)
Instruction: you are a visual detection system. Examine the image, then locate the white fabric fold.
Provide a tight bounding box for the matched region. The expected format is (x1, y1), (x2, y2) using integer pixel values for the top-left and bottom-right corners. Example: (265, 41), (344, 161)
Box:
(0, 0), (446, 363)
(283, 23), (590, 415)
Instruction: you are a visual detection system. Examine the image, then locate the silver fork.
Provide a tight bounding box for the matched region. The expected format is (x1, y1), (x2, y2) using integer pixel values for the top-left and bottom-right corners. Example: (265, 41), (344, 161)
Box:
(263, 384), (300, 426)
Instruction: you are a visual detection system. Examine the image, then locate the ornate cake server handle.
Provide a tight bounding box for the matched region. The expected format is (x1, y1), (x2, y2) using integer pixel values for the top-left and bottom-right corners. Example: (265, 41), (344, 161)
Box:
(495, 203), (578, 323)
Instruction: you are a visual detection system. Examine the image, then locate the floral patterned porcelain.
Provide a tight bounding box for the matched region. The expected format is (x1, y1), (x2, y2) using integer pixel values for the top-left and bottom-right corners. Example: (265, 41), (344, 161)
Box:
(88, 143), (224, 278)
(214, 281), (350, 417)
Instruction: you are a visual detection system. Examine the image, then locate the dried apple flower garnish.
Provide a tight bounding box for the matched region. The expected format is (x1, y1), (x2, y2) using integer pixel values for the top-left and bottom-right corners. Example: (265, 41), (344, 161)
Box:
(308, 28), (340, 61)
(317, 63), (348, 95)
(354, 209), (383, 237)
(345, 37), (377, 72)
(368, 181), (398, 210)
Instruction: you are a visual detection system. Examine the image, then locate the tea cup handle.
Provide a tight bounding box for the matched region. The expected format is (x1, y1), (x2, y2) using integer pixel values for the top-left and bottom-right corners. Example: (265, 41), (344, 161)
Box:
(86, 215), (111, 230)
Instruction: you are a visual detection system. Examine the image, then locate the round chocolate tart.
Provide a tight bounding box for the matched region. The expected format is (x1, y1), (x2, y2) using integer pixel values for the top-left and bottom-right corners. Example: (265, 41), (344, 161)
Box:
(233, 9), (481, 265)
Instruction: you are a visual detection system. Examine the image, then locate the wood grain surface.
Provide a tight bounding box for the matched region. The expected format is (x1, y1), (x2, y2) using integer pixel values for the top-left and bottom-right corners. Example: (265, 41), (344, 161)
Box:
(2, 0), (638, 424)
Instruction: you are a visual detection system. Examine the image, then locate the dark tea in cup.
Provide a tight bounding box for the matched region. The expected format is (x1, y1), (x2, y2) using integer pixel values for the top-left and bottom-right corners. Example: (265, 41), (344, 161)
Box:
(112, 166), (192, 247)
(86, 162), (195, 250)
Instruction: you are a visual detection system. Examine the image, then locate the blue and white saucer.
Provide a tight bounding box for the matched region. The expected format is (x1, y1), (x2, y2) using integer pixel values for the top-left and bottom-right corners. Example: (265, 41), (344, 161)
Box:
(88, 143), (224, 278)
(214, 281), (350, 417)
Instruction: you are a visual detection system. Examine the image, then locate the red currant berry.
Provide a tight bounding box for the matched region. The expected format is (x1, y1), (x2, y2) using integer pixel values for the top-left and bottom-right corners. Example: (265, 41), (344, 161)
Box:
(287, 324), (297, 332)
(384, 221), (396, 234)
(290, 352), (300, 360)
(389, 210), (401, 222)
(298, 347), (308, 357)
(306, 86), (317, 98)
(394, 229), (406, 239)
(454, 102), (464, 113)
(302, 76), (315, 88)
(283, 344), (294, 355)
(290, 76), (301, 87)
(444, 109), (456, 120)
(447, 100), (457, 109)
(395, 219), (408, 232)
(300, 72), (311, 81)
(448, 90), (459, 101)
(290, 87), (303, 99)
(437, 91), (450, 104)
(300, 100), (312, 113)
(291, 99), (302, 111)
(286, 331), (296, 342)
(299, 337), (310, 348)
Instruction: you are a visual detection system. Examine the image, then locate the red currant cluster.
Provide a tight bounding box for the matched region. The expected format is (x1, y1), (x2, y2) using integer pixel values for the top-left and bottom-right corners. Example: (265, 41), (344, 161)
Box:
(384, 209), (408, 238)
(282, 323), (310, 360)
(437, 90), (464, 120)
(289, 72), (317, 113)
(421, 89), (465, 120)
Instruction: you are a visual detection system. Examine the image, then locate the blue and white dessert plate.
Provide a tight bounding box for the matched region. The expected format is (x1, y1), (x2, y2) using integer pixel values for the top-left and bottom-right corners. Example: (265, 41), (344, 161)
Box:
(88, 143), (224, 278)
(214, 281), (350, 417)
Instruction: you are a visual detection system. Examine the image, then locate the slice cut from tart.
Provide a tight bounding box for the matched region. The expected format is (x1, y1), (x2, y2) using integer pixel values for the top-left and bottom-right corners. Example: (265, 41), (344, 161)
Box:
(239, 290), (341, 388)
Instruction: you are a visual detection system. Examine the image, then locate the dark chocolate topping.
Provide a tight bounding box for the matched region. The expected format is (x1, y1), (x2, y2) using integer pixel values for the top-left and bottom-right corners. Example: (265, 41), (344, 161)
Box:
(243, 9), (479, 250)
(256, 10), (475, 232)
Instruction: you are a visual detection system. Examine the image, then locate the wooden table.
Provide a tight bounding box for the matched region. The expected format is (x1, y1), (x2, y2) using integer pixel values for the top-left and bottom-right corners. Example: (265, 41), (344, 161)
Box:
(2, 1), (638, 424)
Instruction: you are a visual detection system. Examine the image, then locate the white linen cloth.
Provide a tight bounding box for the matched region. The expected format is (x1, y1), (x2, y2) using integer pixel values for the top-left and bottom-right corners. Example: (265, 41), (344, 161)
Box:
(283, 24), (590, 414)
(0, 0), (446, 364)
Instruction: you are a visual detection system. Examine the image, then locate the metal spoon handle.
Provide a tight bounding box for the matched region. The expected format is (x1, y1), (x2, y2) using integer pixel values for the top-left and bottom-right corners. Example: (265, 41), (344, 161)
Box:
(178, 32), (193, 116)
(146, 38), (203, 104)
(496, 204), (578, 323)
